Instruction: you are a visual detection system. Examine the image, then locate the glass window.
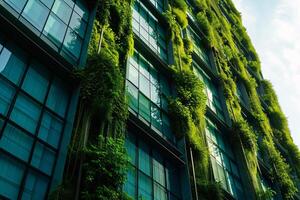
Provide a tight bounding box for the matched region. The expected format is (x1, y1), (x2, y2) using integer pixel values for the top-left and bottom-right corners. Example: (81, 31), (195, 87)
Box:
(69, 11), (87, 37)
(63, 28), (82, 59)
(0, 47), (26, 85)
(139, 93), (150, 122)
(0, 123), (34, 161)
(151, 104), (162, 131)
(138, 141), (151, 176)
(3, 0), (27, 12)
(22, 0), (49, 31)
(0, 79), (15, 115)
(22, 170), (49, 200)
(138, 172), (152, 200)
(46, 77), (70, 117)
(40, 0), (54, 8)
(124, 167), (136, 199)
(153, 152), (165, 186)
(154, 183), (167, 200)
(127, 82), (139, 113)
(74, 1), (88, 21)
(128, 64), (139, 87)
(43, 13), (68, 46)
(125, 133), (136, 165)
(0, 155), (24, 200)
(38, 112), (63, 148)
(139, 74), (150, 97)
(52, 0), (72, 24)
(10, 95), (42, 133)
(31, 142), (55, 175)
(22, 62), (50, 102)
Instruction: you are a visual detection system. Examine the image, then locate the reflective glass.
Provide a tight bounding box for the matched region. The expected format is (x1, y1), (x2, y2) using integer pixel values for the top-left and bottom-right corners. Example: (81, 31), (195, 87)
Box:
(139, 93), (150, 122)
(63, 28), (82, 59)
(43, 13), (67, 46)
(0, 79), (15, 115)
(52, 0), (72, 24)
(10, 95), (41, 133)
(3, 0), (27, 12)
(138, 172), (152, 200)
(22, 171), (48, 200)
(31, 142), (55, 175)
(124, 167), (136, 198)
(22, 62), (50, 102)
(22, 0), (49, 31)
(127, 82), (139, 113)
(69, 11), (86, 37)
(38, 112), (63, 148)
(138, 141), (151, 176)
(0, 123), (33, 161)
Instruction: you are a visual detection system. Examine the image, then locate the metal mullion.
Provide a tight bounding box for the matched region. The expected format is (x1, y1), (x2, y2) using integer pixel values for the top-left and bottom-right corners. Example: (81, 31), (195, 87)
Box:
(0, 56), (31, 139)
(17, 75), (54, 199)
(38, 0), (55, 37)
(44, 88), (72, 197)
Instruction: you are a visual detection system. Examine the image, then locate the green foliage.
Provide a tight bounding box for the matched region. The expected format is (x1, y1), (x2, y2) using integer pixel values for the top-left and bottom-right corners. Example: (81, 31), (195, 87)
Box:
(172, 7), (188, 28)
(232, 120), (257, 151)
(171, 0), (188, 12)
(81, 136), (130, 200)
(196, 180), (224, 200)
(257, 187), (276, 200)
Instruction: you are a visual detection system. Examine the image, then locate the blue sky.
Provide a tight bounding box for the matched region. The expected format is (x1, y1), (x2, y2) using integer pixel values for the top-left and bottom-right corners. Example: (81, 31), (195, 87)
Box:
(231, 0), (300, 148)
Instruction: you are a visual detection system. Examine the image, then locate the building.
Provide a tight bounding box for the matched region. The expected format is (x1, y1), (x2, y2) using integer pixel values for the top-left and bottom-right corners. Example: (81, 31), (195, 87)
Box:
(0, 0), (299, 200)
(0, 0), (96, 199)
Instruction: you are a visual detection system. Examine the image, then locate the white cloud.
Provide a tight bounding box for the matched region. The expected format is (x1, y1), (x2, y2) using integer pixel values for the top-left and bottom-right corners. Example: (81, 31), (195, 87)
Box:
(232, 0), (300, 147)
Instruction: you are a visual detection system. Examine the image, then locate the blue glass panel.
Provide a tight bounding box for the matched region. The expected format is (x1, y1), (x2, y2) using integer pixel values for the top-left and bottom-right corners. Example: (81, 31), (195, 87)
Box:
(52, 0), (72, 24)
(153, 152), (165, 186)
(40, 0), (54, 8)
(151, 104), (162, 132)
(3, 0), (27, 12)
(74, 0), (89, 21)
(43, 13), (67, 46)
(138, 172), (152, 200)
(22, 0), (49, 31)
(0, 47), (26, 85)
(31, 142), (55, 175)
(154, 183), (167, 200)
(124, 167), (136, 199)
(0, 155), (24, 200)
(38, 112), (63, 148)
(127, 82), (139, 113)
(139, 93), (150, 122)
(63, 28), (82, 59)
(138, 140), (151, 176)
(22, 62), (50, 102)
(46, 77), (69, 117)
(22, 170), (49, 200)
(10, 95), (41, 133)
(0, 78), (15, 115)
(0, 123), (34, 161)
(69, 11), (86, 37)
(125, 133), (136, 166)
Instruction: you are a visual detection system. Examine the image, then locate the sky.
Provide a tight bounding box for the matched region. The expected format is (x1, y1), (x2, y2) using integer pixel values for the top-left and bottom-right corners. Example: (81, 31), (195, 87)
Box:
(231, 0), (300, 148)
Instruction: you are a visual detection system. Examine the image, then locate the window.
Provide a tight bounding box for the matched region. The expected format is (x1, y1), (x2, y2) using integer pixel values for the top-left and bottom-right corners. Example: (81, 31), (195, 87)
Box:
(206, 120), (244, 199)
(132, 0), (168, 62)
(22, 0), (49, 31)
(31, 142), (55, 175)
(126, 51), (174, 143)
(187, 26), (210, 67)
(0, 79), (15, 115)
(2, 0), (90, 62)
(124, 133), (182, 200)
(22, 170), (49, 200)
(0, 155), (24, 200)
(193, 63), (225, 121)
(149, 0), (165, 13)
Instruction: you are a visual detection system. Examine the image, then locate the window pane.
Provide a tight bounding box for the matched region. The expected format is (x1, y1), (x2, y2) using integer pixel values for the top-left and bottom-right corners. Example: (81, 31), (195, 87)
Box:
(46, 77), (70, 117)
(22, 0), (49, 31)
(22, 170), (48, 200)
(0, 47), (26, 85)
(40, 0), (54, 8)
(138, 172), (152, 200)
(69, 11), (86, 37)
(38, 112), (63, 148)
(154, 183), (167, 200)
(151, 104), (162, 132)
(124, 167), (136, 199)
(22, 62), (50, 102)
(0, 79), (15, 115)
(10, 95), (41, 133)
(139, 74), (150, 97)
(138, 141), (151, 176)
(125, 133), (136, 165)
(0, 155), (24, 200)
(151, 83), (160, 106)
(128, 63), (139, 87)
(166, 162), (181, 196)
(52, 0), (72, 24)
(74, 1), (89, 21)
(43, 13), (67, 46)
(139, 93), (150, 122)
(31, 142), (55, 175)
(127, 82), (139, 113)
(0, 123), (33, 161)
(63, 28), (82, 59)
(3, 0), (27, 12)
(153, 152), (165, 186)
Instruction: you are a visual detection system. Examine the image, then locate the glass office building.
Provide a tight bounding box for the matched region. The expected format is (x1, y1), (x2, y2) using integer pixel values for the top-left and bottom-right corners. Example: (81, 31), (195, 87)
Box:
(0, 0), (96, 199)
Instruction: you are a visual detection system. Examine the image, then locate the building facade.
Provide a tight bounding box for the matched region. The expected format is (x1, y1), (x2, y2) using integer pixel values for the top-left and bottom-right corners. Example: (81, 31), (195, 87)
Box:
(0, 0), (299, 199)
(0, 0), (96, 199)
